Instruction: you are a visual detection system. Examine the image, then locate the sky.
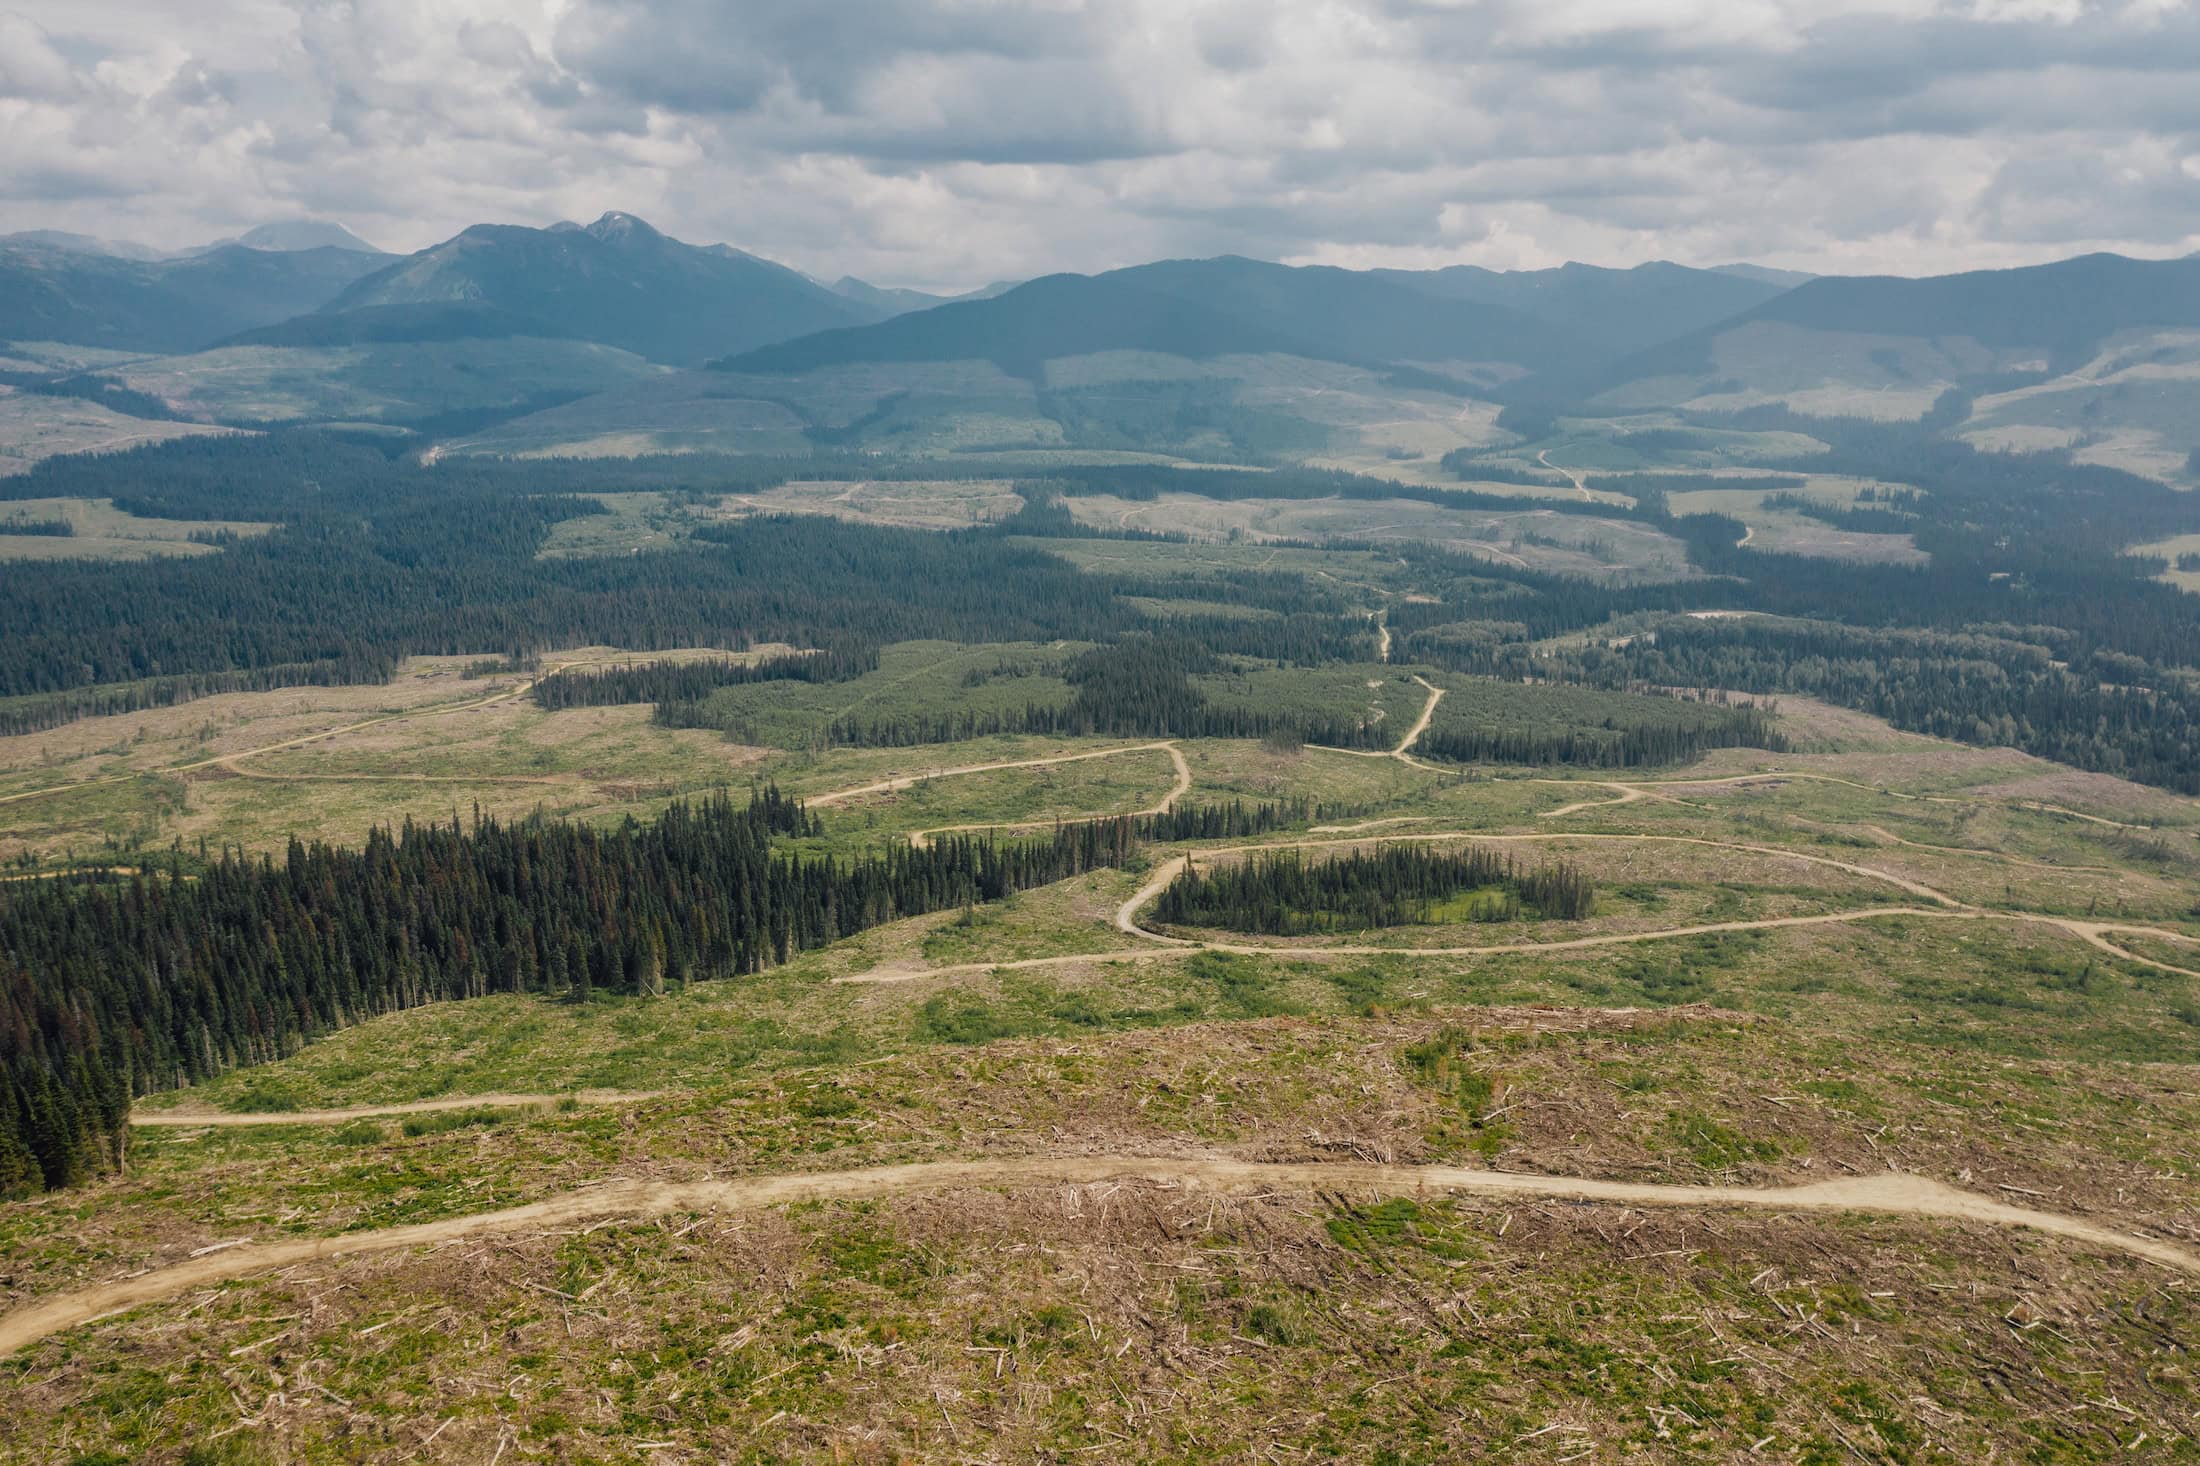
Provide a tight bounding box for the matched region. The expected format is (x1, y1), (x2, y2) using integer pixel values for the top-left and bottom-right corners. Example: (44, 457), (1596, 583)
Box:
(1, 0), (2197, 291)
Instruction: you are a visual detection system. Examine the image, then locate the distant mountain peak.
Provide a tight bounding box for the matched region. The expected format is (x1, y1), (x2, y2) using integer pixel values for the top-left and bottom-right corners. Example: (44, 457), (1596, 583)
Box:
(584, 211), (661, 244)
(323, 213), (881, 365)
(231, 220), (382, 255)
(1711, 262), (1817, 289)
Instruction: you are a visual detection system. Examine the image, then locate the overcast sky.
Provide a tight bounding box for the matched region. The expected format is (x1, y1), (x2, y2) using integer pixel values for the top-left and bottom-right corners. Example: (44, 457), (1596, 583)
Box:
(2, 0), (2197, 289)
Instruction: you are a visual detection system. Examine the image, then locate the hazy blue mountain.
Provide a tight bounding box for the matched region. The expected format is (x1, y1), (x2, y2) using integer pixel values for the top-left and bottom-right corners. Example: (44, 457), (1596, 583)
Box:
(218, 302), (574, 348)
(1737, 252), (2200, 366)
(1538, 250), (2200, 415)
(0, 230), (167, 262)
(829, 277), (1025, 314)
(326, 212), (882, 365)
(218, 221), (384, 254)
(1372, 260), (1795, 359)
(830, 277), (954, 316)
(720, 255), (1583, 379)
(1711, 263), (1818, 289)
(0, 241), (394, 353)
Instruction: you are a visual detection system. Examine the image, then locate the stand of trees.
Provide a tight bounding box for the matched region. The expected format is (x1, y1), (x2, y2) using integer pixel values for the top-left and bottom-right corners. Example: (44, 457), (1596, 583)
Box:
(5, 420), (2200, 788)
(0, 436), (1146, 706)
(1417, 701), (1787, 769)
(1761, 488), (1923, 533)
(1120, 797), (1377, 842)
(818, 638), (1395, 751)
(0, 790), (1135, 1196)
(1551, 616), (2200, 792)
(1154, 843), (1594, 935)
(530, 648), (877, 713)
(0, 517), (73, 537)
(0, 653), (398, 739)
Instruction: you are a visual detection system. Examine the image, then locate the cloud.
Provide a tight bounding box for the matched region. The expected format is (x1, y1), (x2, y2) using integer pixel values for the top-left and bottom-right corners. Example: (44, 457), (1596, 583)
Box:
(0, 0), (2194, 288)
(0, 14), (82, 100)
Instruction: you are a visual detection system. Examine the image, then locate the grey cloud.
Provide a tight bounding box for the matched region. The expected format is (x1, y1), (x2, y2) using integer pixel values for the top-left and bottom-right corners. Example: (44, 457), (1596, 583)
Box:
(0, 15), (83, 100)
(0, 0), (2198, 288)
(1978, 138), (2200, 242)
(554, 0), (1088, 114)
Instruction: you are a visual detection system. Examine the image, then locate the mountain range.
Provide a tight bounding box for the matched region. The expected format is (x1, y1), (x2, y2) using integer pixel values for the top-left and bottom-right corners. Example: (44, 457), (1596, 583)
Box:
(3, 207), (2195, 487)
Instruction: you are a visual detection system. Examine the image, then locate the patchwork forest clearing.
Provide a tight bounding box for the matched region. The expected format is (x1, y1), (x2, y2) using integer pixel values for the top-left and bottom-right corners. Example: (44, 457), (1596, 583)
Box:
(3, 638), (2199, 1462)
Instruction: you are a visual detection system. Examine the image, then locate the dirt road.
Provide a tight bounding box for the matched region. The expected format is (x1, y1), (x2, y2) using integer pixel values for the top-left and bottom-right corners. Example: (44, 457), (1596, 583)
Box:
(1394, 676), (1445, 757)
(1117, 830), (1967, 933)
(804, 742), (1184, 810)
(1537, 450), (1594, 503)
(1309, 676), (1445, 768)
(907, 745), (1190, 850)
(130, 1090), (657, 1128)
(5, 1155), (2189, 1359)
(854, 817), (2200, 984)
(0, 662), (567, 809)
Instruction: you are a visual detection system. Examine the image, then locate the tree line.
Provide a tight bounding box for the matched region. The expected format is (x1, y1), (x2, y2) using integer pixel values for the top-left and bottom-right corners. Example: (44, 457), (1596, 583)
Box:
(0, 652), (398, 739)
(1417, 702), (1788, 769)
(529, 648), (877, 713)
(0, 789), (1136, 1196)
(816, 638), (1396, 751)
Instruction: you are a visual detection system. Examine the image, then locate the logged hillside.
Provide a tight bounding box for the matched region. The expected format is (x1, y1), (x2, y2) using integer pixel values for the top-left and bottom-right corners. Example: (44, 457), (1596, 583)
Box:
(1566, 251), (2200, 414)
(1743, 252), (2200, 365)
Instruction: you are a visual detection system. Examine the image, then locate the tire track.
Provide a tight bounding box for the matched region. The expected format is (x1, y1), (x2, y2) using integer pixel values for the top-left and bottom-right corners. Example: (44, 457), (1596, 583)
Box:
(7, 1155), (2191, 1359)
(130, 1090), (658, 1128)
(804, 741), (1185, 811)
(905, 744), (1190, 850)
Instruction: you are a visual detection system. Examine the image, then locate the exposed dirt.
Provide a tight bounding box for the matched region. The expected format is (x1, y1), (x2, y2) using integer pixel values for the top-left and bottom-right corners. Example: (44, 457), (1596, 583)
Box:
(6, 1154), (2192, 1360)
(130, 1090), (659, 1128)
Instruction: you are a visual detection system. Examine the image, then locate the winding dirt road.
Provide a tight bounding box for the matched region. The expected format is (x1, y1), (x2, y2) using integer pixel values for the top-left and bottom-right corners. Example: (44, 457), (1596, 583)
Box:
(804, 742), (1185, 810)
(4, 1155), (2189, 1360)
(906, 744), (1191, 850)
(853, 821), (2200, 984)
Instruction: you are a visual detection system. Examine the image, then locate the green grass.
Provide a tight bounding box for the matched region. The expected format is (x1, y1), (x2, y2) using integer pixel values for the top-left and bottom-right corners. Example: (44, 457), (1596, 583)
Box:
(693, 640), (1081, 749)
(1420, 676), (1781, 754)
(112, 338), (662, 426)
(1192, 662), (1430, 742)
(0, 495), (270, 561)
